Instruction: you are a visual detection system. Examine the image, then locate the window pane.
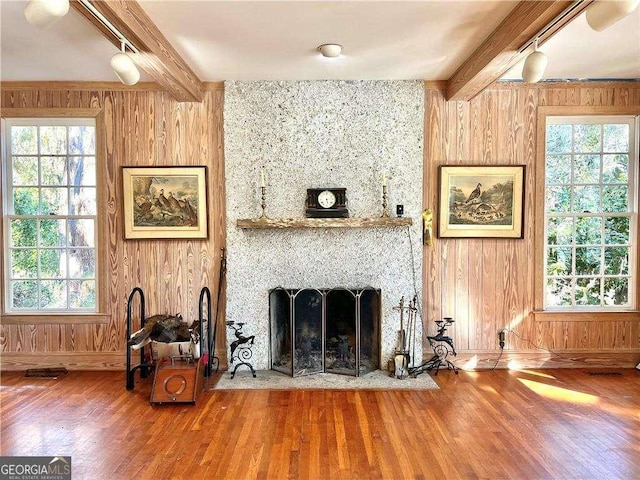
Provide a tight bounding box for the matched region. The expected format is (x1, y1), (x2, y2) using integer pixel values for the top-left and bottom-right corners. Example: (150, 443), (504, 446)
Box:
(41, 156), (67, 185)
(11, 126), (37, 154)
(572, 186), (600, 213)
(4, 119), (98, 313)
(604, 247), (629, 275)
(69, 156), (96, 186)
(69, 280), (95, 308)
(544, 116), (635, 310)
(40, 219), (67, 247)
(547, 217), (573, 245)
(575, 247), (602, 275)
(68, 126), (95, 155)
(602, 154), (628, 183)
(546, 278), (572, 306)
(603, 124), (629, 152)
(573, 155), (600, 184)
(41, 187), (68, 215)
(11, 249), (38, 279)
(10, 219), (37, 247)
(604, 217), (629, 245)
(68, 219), (95, 247)
(602, 186), (628, 212)
(39, 126), (67, 155)
(70, 187), (96, 215)
(547, 247), (573, 275)
(40, 280), (67, 309)
(576, 278), (601, 305)
(545, 155), (571, 184)
(546, 186), (571, 213)
(603, 278), (629, 306)
(12, 157), (38, 185)
(576, 217), (602, 244)
(575, 124), (601, 153)
(12, 187), (39, 215)
(69, 249), (95, 278)
(40, 249), (65, 278)
(11, 281), (38, 309)
(546, 124), (572, 153)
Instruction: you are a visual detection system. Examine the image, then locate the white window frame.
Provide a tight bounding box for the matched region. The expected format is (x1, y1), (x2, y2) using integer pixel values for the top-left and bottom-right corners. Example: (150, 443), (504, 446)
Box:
(2, 117), (99, 314)
(538, 113), (639, 314)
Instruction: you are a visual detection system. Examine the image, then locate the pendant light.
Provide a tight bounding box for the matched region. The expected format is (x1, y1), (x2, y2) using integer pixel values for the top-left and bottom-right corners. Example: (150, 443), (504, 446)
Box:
(522, 38), (548, 83)
(111, 42), (140, 86)
(24, 0), (70, 29)
(586, 0), (640, 32)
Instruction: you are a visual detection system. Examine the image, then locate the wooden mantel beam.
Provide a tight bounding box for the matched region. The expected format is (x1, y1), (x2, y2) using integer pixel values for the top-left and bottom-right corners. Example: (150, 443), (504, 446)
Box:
(446, 1), (593, 102)
(72, 0), (204, 102)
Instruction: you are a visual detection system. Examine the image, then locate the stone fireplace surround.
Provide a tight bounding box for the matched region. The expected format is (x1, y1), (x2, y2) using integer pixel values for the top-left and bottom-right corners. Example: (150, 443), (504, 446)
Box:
(224, 81), (424, 370)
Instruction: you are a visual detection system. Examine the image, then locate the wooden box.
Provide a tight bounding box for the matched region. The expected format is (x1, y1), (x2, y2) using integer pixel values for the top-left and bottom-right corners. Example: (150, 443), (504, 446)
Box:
(150, 356), (203, 405)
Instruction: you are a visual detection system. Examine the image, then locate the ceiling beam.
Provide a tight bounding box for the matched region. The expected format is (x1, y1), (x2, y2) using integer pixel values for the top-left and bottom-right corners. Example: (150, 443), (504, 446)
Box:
(71, 0), (204, 102)
(446, 0), (593, 102)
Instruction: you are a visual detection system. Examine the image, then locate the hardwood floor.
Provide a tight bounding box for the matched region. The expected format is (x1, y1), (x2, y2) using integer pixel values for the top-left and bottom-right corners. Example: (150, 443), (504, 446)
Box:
(1, 368), (639, 479)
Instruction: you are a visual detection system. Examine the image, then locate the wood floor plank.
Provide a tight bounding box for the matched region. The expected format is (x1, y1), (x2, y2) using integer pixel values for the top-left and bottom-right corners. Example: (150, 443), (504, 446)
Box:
(1, 369), (639, 479)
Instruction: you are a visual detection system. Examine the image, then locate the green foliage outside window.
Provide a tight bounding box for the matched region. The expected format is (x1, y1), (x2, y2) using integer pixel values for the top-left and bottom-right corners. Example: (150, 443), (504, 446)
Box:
(544, 118), (636, 309)
(5, 121), (97, 312)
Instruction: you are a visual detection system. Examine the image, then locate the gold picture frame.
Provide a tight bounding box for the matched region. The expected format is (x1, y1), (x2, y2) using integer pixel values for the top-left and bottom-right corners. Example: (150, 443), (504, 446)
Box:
(438, 165), (525, 238)
(122, 166), (208, 239)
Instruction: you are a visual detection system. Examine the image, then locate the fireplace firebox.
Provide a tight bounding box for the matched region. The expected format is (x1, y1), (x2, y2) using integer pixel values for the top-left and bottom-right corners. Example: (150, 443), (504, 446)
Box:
(269, 287), (381, 377)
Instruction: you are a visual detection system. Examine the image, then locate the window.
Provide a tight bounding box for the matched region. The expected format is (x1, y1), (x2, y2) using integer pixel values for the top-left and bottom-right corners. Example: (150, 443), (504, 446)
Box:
(2, 118), (98, 313)
(543, 115), (638, 310)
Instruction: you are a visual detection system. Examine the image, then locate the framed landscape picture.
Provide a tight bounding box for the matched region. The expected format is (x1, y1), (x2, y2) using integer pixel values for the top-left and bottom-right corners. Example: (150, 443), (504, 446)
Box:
(122, 166), (208, 239)
(438, 165), (525, 238)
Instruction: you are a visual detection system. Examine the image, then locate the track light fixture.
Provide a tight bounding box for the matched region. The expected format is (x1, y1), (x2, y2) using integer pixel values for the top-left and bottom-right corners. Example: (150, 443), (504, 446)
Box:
(24, 0), (141, 86)
(24, 0), (70, 29)
(522, 38), (547, 83)
(586, 0), (639, 32)
(111, 42), (141, 86)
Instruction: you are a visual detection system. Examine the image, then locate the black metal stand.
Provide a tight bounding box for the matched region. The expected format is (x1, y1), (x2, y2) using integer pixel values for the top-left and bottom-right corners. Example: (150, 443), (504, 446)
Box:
(199, 287), (218, 377)
(226, 321), (256, 378)
(125, 287), (154, 390)
(126, 286), (215, 390)
(409, 317), (458, 376)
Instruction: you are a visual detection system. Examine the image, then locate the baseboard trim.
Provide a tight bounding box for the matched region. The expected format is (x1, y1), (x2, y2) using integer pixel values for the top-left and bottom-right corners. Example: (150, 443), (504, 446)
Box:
(445, 350), (640, 370)
(0, 352), (126, 371)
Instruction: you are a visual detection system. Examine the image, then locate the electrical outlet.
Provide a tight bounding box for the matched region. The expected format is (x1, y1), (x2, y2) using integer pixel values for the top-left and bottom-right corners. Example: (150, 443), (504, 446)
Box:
(498, 330), (506, 349)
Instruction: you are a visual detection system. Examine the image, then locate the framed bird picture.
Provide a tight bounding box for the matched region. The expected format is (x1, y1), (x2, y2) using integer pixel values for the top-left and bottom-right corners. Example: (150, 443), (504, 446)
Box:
(122, 166), (208, 239)
(438, 165), (525, 238)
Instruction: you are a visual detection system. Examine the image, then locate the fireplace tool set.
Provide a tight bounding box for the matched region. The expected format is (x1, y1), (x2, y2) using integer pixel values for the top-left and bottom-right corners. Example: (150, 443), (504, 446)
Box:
(391, 295), (418, 379)
(392, 296), (459, 378)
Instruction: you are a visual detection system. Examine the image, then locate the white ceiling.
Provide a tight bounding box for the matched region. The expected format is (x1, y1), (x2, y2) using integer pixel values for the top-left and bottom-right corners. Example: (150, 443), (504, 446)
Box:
(1, 0), (639, 84)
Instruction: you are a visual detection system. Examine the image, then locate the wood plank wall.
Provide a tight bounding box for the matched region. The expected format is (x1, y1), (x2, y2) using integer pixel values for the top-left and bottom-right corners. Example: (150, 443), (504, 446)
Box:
(423, 81), (640, 368)
(0, 84), (227, 370)
(1, 81), (639, 371)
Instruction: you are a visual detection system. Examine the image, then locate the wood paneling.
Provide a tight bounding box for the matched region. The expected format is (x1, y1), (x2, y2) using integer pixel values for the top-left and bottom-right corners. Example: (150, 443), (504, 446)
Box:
(424, 81), (640, 368)
(0, 84), (227, 370)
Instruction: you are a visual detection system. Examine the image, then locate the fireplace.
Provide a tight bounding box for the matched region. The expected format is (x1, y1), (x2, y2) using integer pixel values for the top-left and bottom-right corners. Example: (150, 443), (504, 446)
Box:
(269, 288), (381, 377)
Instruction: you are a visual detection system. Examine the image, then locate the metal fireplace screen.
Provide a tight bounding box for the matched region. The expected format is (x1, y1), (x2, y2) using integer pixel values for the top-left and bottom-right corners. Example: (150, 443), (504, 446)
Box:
(269, 287), (380, 377)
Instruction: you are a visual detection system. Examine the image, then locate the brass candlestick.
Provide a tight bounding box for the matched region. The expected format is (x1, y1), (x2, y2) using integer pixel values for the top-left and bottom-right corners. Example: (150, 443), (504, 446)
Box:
(260, 186), (267, 218)
(381, 184), (389, 217)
